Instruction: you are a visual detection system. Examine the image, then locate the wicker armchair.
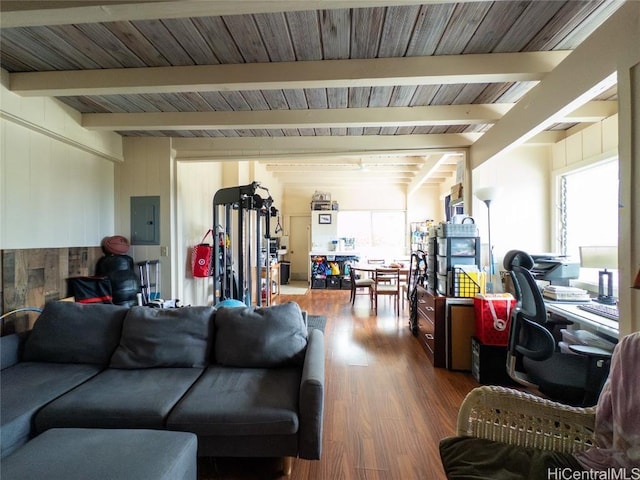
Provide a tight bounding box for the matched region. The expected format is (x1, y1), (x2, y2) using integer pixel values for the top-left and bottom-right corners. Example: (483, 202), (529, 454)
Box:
(439, 385), (596, 478)
(456, 385), (596, 454)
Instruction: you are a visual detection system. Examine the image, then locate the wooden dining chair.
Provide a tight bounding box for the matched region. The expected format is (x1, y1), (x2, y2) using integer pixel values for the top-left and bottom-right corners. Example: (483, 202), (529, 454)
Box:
(398, 269), (410, 309)
(374, 268), (401, 315)
(365, 259), (385, 279)
(349, 267), (375, 307)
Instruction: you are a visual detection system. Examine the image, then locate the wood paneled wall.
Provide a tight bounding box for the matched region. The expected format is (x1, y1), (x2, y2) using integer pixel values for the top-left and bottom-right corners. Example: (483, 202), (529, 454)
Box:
(0, 247), (103, 334)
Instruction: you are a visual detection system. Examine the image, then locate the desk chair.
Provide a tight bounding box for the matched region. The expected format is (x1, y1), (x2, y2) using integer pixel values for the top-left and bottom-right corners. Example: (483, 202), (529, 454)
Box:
(374, 268), (400, 316)
(349, 267), (374, 307)
(504, 250), (611, 407)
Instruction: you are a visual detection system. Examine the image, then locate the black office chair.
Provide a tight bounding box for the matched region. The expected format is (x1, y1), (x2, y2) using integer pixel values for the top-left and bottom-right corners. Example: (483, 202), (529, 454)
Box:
(504, 250), (612, 407)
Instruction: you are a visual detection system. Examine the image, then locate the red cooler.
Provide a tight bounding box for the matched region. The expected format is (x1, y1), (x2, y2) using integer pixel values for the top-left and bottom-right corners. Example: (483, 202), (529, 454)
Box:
(473, 293), (516, 346)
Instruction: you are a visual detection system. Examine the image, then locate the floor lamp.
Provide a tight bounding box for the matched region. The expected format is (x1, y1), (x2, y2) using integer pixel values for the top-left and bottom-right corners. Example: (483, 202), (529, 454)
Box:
(475, 187), (501, 293)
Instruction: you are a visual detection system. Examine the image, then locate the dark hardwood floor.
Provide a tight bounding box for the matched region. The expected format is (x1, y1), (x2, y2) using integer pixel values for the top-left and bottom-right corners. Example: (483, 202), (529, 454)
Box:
(199, 288), (479, 479)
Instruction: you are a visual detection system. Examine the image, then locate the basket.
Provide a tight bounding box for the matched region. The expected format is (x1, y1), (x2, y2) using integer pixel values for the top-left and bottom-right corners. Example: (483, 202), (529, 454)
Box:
(473, 294), (515, 345)
(437, 223), (478, 237)
(451, 267), (485, 297)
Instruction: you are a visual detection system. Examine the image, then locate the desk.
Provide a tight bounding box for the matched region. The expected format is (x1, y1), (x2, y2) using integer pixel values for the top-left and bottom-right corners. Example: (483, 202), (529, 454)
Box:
(546, 302), (619, 340)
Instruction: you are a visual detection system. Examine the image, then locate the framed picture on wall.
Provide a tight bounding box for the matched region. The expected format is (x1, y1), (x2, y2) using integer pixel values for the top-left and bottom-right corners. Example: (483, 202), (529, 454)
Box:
(318, 213), (332, 224)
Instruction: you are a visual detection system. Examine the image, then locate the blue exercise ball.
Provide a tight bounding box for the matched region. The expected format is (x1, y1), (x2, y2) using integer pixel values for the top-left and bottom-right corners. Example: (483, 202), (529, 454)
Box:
(217, 299), (246, 308)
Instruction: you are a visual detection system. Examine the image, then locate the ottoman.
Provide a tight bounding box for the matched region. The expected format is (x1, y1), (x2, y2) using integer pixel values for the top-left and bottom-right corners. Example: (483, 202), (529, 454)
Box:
(1, 428), (197, 480)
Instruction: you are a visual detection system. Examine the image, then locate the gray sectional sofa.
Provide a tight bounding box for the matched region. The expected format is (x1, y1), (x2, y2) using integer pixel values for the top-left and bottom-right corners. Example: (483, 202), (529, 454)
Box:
(0, 300), (324, 473)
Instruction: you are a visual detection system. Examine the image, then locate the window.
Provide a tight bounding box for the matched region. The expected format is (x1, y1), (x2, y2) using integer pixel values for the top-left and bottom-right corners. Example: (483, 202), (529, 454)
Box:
(559, 159), (618, 289)
(337, 210), (406, 259)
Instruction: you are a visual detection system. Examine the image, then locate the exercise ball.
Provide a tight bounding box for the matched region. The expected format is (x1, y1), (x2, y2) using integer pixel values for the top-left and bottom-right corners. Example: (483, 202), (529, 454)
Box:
(102, 235), (130, 255)
(217, 299), (246, 308)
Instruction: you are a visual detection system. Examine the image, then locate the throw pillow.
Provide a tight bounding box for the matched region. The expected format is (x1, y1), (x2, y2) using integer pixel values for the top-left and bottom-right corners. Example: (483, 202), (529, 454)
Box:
(214, 301), (308, 368)
(22, 301), (128, 365)
(110, 306), (215, 368)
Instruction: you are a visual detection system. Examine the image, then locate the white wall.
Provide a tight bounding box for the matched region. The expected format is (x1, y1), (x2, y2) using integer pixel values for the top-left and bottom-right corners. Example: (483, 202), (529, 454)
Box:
(407, 186), (444, 224)
(174, 159), (284, 306)
(310, 211), (338, 251)
(283, 183), (442, 252)
(472, 145), (552, 271)
(0, 73), (121, 249)
(176, 161), (223, 306)
(115, 137), (173, 298)
(618, 62), (640, 335)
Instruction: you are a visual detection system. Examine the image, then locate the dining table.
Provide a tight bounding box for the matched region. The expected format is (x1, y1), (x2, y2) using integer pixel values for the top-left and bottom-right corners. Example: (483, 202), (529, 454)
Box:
(351, 263), (411, 312)
(351, 263), (410, 277)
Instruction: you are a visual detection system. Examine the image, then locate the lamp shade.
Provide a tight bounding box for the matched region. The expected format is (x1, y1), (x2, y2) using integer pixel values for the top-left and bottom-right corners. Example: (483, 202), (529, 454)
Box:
(474, 186), (501, 203)
(579, 246), (618, 269)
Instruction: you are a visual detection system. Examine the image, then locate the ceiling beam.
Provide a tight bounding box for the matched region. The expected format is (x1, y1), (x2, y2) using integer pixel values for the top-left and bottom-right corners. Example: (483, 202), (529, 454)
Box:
(82, 100), (613, 131)
(0, 0), (485, 28)
(267, 168), (424, 174)
(172, 134), (482, 160)
(561, 101), (618, 122)
(10, 51), (570, 97)
(407, 153), (451, 195)
(82, 104), (513, 130)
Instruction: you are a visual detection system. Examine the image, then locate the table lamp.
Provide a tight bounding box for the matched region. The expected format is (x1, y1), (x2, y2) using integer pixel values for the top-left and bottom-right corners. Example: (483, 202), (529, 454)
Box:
(579, 246), (618, 305)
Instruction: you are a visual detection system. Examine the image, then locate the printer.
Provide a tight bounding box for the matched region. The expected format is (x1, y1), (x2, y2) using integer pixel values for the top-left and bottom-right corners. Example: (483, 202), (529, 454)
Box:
(530, 254), (580, 286)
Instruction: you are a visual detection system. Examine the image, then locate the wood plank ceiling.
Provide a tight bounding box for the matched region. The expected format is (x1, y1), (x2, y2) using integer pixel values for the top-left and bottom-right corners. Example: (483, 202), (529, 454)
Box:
(0, 0), (623, 189)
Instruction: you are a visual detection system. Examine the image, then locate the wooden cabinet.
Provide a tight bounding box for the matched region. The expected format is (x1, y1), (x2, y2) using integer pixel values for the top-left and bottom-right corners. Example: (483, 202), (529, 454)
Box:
(415, 286), (446, 367)
(415, 286), (476, 371)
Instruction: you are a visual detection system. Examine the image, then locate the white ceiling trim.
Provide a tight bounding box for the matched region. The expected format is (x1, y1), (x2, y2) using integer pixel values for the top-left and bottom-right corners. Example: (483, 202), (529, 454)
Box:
(10, 52), (570, 97)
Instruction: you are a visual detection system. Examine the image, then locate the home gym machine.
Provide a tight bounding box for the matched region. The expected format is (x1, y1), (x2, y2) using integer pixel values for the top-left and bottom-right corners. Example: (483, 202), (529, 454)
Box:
(212, 182), (278, 306)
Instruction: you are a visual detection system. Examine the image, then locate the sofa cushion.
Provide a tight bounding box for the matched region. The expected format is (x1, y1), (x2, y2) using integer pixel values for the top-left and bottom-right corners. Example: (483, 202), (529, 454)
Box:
(214, 302), (308, 368)
(1, 333), (26, 371)
(34, 367), (204, 432)
(167, 366), (301, 436)
(1, 428), (198, 480)
(0, 362), (102, 458)
(22, 302), (127, 365)
(110, 306), (215, 368)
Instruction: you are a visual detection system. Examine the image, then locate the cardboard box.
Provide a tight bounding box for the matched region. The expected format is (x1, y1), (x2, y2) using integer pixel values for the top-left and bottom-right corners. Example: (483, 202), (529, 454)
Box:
(450, 183), (463, 201)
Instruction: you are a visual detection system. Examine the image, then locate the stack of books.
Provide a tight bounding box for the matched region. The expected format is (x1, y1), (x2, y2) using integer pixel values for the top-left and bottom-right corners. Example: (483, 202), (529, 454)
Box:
(542, 285), (591, 302)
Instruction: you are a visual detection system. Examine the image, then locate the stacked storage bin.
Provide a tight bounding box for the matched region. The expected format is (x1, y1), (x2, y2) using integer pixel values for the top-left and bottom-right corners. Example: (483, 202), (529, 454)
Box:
(426, 226), (438, 291)
(435, 221), (481, 296)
